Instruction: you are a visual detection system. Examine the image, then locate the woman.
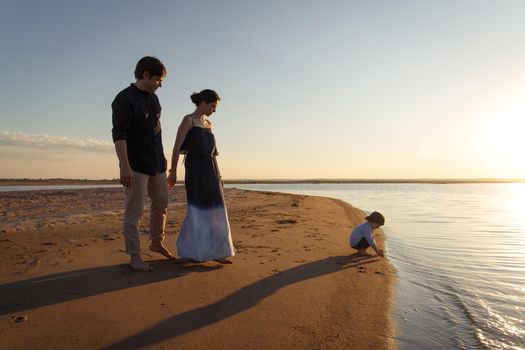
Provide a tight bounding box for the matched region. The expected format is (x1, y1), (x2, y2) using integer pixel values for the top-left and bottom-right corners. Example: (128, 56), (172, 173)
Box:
(168, 89), (235, 263)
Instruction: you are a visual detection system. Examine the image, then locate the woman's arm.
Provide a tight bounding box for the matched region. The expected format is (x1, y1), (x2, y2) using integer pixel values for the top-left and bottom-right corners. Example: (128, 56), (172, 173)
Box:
(167, 115), (192, 188)
(212, 156), (223, 188)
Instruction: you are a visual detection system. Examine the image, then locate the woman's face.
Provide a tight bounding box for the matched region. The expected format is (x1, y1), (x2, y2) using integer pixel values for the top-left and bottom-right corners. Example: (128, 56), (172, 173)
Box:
(204, 101), (219, 116)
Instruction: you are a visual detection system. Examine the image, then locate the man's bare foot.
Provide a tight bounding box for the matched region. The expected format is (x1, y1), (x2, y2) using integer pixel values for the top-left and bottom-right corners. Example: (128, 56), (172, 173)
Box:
(149, 242), (175, 260)
(357, 250), (371, 256)
(129, 255), (153, 272)
(214, 258), (233, 264)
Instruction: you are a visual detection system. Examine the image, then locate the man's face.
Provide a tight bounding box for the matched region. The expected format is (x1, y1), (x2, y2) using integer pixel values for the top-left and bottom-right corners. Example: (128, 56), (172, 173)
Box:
(143, 72), (164, 93)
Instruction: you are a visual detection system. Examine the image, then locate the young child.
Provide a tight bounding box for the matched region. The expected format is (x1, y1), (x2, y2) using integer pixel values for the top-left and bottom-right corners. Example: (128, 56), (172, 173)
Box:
(349, 211), (385, 257)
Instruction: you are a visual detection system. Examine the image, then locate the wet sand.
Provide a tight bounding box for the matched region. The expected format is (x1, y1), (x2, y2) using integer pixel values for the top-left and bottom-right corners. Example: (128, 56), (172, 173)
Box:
(0, 187), (395, 349)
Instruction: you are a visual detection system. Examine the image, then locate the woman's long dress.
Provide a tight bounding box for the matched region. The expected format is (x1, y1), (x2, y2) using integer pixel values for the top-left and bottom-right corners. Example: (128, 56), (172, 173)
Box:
(177, 126), (235, 261)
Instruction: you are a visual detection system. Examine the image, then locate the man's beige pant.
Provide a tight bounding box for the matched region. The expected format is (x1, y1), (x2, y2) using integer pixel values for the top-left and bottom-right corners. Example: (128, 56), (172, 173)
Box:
(123, 171), (168, 255)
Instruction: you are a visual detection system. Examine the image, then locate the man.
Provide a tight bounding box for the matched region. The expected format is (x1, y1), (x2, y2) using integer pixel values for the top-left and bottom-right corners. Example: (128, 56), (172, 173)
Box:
(112, 56), (173, 271)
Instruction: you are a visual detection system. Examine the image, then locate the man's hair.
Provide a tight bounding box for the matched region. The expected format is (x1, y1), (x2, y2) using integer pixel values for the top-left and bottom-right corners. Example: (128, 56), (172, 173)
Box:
(134, 56), (166, 80)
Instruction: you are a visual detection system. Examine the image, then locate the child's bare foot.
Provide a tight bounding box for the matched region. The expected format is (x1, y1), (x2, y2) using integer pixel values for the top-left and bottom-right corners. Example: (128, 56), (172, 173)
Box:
(129, 255), (153, 272)
(214, 258), (233, 264)
(149, 242), (175, 259)
(357, 250), (371, 256)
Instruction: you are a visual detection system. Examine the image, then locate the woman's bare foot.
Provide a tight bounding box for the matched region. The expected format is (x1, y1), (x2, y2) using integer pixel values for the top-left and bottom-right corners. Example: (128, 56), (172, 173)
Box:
(149, 242), (175, 259)
(129, 255), (153, 272)
(174, 258), (197, 264)
(214, 258), (233, 264)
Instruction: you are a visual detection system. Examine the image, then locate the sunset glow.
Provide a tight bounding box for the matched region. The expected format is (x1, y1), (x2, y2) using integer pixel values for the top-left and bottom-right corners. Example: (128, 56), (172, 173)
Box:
(477, 96), (525, 176)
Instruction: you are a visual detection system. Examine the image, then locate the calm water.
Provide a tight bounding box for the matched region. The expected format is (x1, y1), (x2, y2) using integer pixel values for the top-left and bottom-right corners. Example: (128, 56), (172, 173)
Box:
(225, 183), (525, 350)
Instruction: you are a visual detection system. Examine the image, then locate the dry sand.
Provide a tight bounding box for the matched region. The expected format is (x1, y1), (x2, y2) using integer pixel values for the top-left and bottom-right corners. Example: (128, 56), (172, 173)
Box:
(0, 187), (395, 349)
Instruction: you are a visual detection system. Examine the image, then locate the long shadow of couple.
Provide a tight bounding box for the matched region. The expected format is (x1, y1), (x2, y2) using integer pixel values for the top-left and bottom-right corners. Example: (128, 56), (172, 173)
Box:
(0, 254), (379, 349)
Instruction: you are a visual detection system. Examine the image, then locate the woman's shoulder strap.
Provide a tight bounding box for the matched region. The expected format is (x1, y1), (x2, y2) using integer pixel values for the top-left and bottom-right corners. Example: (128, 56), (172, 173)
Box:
(183, 114), (194, 128)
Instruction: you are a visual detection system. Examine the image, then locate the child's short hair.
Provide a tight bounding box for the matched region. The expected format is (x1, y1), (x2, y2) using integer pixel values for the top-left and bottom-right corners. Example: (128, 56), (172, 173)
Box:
(365, 211), (385, 226)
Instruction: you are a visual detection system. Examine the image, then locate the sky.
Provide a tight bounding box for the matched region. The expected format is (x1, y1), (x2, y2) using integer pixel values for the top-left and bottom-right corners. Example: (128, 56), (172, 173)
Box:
(1, 0), (525, 180)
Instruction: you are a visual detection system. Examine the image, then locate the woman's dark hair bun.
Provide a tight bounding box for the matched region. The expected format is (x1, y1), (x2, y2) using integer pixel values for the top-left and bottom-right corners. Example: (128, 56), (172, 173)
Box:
(190, 89), (220, 106)
(190, 92), (200, 105)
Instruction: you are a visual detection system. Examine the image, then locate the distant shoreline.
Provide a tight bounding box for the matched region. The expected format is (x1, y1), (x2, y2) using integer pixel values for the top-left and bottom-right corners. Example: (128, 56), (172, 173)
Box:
(1, 177), (524, 186)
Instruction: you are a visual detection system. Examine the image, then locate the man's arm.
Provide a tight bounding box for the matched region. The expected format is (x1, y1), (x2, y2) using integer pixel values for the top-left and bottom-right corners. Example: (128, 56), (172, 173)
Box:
(114, 140), (134, 187)
(112, 93), (134, 187)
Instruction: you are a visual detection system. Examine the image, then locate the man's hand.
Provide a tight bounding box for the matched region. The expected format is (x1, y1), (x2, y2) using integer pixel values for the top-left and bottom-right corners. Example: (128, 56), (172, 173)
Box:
(120, 166), (134, 188)
(167, 170), (176, 189)
(114, 140), (134, 188)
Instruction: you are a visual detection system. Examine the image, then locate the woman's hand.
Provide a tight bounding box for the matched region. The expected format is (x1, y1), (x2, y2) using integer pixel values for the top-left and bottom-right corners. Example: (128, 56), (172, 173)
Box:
(167, 170), (177, 189)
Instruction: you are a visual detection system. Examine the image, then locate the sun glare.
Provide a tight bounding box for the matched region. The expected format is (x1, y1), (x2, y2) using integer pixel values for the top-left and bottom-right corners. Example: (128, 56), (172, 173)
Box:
(477, 96), (525, 176)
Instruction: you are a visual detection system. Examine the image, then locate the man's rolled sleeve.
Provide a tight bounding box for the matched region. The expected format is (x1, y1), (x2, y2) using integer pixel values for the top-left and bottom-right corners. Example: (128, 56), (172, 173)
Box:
(112, 95), (133, 142)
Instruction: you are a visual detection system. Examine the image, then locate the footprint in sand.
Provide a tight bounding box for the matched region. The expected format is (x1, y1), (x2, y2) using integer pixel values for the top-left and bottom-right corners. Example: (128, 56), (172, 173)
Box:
(276, 219), (298, 225)
(12, 316), (28, 323)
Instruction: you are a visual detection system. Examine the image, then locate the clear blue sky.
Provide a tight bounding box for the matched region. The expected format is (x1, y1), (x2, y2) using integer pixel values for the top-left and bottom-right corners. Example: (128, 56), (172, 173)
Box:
(1, 0), (525, 179)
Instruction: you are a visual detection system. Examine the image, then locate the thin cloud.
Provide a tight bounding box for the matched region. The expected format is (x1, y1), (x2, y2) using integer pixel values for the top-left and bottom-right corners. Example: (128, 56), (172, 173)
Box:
(0, 131), (113, 152)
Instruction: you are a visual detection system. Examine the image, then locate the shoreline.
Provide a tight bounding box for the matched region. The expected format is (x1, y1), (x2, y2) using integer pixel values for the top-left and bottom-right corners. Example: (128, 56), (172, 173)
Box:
(1, 187), (396, 349)
(1, 177), (524, 186)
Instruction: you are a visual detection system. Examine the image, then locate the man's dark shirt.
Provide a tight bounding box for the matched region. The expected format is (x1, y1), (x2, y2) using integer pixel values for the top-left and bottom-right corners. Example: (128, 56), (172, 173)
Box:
(112, 84), (167, 175)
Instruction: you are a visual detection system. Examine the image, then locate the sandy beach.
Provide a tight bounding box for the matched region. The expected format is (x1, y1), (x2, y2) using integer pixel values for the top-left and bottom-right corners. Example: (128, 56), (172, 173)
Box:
(0, 187), (395, 349)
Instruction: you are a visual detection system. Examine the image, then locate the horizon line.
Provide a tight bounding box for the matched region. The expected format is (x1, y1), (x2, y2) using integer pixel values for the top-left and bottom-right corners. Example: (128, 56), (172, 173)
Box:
(1, 177), (524, 185)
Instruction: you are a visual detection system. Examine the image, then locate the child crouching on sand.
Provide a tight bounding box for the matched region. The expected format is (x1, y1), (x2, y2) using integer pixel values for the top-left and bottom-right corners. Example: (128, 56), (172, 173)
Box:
(349, 211), (385, 257)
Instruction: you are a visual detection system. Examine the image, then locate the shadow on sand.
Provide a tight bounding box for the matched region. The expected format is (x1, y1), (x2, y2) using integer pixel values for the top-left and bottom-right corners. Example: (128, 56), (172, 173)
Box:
(0, 260), (222, 316)
(102, 254), (380, 349)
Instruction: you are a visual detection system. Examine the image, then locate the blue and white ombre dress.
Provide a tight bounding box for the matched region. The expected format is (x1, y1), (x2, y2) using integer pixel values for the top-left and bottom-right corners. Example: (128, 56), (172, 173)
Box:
(177, 125), (235, 261)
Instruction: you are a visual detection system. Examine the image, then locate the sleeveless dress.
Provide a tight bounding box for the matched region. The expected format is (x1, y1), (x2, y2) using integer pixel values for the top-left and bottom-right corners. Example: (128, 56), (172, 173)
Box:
(177, 123), (235, 261)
